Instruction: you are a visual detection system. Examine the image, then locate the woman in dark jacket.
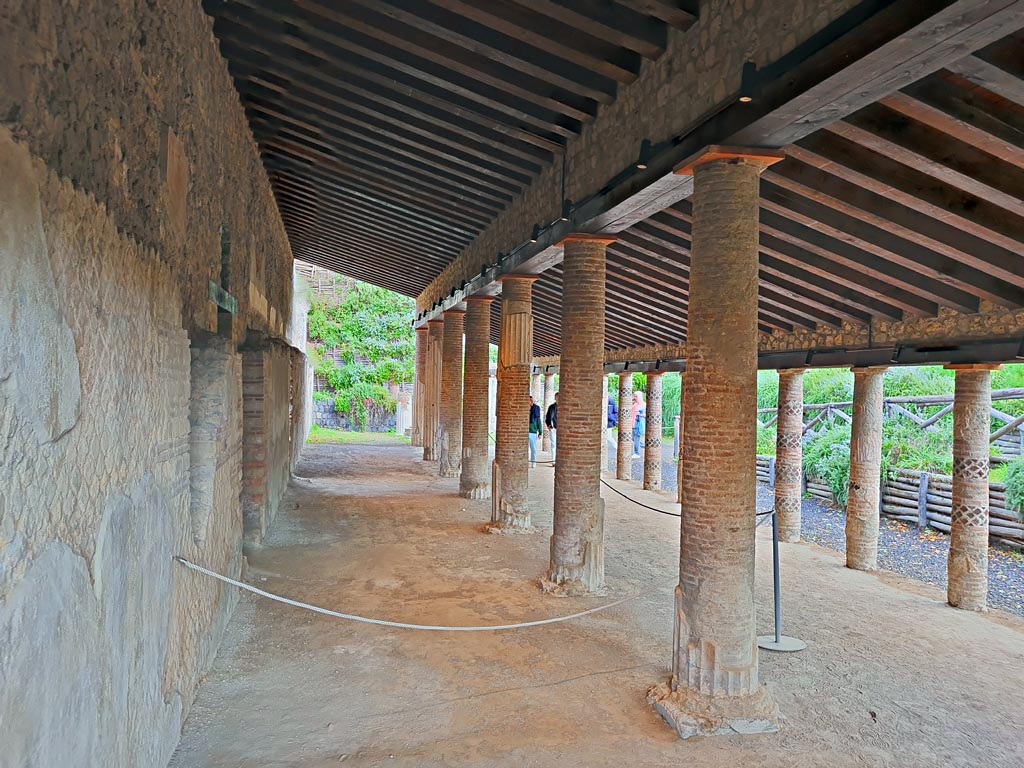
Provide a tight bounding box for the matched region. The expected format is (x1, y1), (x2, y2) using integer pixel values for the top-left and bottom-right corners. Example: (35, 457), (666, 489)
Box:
(529, 397), (543, 468)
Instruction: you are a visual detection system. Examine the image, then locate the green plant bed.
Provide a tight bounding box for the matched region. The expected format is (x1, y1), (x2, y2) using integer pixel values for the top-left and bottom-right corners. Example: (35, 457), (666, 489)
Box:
(307, 425), (410, 445)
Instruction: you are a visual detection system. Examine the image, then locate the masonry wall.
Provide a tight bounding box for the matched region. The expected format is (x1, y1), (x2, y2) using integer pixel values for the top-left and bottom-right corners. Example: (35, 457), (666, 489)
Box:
(0, 1), (297, 765)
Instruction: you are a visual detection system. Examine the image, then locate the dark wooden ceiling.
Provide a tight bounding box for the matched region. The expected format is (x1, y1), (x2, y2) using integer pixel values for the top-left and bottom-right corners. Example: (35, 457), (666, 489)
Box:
(522, 30), (1024, 355)
(203, 0), (698, 296)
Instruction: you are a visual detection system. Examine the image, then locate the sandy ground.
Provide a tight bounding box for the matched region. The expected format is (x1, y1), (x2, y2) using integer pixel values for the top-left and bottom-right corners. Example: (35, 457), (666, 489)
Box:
(171, 441), (1024, 768)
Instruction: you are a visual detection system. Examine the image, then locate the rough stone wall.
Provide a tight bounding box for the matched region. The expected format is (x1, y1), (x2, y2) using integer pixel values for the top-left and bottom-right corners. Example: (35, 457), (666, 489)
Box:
(0, 135), (242, 768)
(418, 0), (860, 312)
(0, 0), (292, 338)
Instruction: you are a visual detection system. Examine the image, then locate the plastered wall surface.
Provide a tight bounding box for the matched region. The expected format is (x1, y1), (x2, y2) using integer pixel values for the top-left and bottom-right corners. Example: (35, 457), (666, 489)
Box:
(0, 1), (299, 765)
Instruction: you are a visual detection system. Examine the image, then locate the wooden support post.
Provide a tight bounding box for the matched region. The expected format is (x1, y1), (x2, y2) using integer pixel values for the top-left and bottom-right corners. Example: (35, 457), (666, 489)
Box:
(917, 472), (930, 529)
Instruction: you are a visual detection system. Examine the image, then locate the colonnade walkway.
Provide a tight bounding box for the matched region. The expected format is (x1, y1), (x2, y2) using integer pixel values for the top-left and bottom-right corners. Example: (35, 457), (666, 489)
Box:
(172, 440), (1024, 767)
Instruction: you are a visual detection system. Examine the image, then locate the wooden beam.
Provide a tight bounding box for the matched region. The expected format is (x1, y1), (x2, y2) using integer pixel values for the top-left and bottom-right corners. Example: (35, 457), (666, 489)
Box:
(947, 53), (1024, 105)
(508, 0), (668, 58)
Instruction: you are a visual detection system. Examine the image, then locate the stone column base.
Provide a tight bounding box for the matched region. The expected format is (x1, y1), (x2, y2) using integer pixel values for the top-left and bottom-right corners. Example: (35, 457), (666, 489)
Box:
(488, 461), (531, 532)
(646, 681), (779, 740)
(541, 499), (605, 595)
(460, 483), (490, 500)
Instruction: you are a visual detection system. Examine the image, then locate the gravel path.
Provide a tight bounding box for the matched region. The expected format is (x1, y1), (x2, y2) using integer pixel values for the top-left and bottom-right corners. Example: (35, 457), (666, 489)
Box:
(607, 441), (1024, 617)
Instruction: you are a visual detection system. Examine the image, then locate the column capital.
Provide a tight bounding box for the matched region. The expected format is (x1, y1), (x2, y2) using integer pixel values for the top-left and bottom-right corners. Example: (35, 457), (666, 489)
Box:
(646, 370), (666, 378)
(557, 233), (617, 246)
(674, 145), (785, 176)
(427, 318), (445, 326)
(442, 308), (466, 317)
(498, 274), (539, 284)
(850, 365), (889, 374)
(944, 363), (1003, 371)
(415, 325), (430, 334)
(465, 295), (495, 305)
(777, 367), (806, 380)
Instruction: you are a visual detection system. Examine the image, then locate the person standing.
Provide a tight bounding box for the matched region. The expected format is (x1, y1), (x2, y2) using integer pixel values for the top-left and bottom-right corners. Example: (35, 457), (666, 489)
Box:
(607, 395), (619, 469)
(529, 396), (543, 468)
(632, 391), (646, 459)
(545, 392), (558, 463)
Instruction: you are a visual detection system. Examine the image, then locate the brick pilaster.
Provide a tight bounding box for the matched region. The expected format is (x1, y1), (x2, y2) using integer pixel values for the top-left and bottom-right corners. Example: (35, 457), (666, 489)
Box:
(601, 374), (610, 474)
(412, 326), (428, 448)
(545, 236), (611, 594)
(460, 298), (493, 499)
(439, 310), (465, 478)
(422, 320), (444, 461)
(775, 369), (805, 542)
(616, 374), (634, 480)
(491, 275), (535, 530)
(846, 366), (886, 570)
(644, 372), (664, 490)
(650, 148), (782, 738)
(947, 365), (997, 610)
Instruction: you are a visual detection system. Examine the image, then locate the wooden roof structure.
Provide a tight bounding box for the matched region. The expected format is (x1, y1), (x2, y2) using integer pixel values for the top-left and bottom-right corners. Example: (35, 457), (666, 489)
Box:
(204, 0), (1024, 366)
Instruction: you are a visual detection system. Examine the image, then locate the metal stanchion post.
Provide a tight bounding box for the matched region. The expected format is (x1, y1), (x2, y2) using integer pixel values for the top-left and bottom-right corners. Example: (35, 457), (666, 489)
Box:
(758, 509), (807, 653)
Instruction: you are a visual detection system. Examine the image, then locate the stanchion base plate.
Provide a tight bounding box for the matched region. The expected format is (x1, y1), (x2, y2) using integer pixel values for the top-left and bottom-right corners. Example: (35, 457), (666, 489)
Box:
(757, 635), (807, 652)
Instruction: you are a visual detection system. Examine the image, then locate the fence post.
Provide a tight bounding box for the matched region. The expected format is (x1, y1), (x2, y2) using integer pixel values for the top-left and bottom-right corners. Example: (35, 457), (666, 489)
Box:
(768, 456), (776, 489)
(917, 472), (930, 529)
(673, 415), (681, 459)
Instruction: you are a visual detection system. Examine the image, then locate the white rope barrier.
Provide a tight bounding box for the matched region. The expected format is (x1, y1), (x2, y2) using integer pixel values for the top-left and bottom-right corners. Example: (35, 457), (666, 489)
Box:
(174, 556), (652, 632)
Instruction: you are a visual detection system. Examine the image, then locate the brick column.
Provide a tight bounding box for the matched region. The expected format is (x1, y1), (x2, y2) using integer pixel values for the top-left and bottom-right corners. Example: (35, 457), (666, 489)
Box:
(601, 374), (610, 474)
(438, 309), (465, 478)
(947, 365), (997, 610)
(846, 366), (886, 570)
(460, 297), (493, 499)
(422, 320), (444, 461)
(775, 369), (805, 542)
(545, 235), (612, 594)
(644, 372), (664, 491)
(648, 147), (782, 739)
(542, 372), (556, 452)
(531, 372), (543, 408)
(491, 276), (536, 530)
(616, 374), (634, 480)
(411, 326), (428, 448)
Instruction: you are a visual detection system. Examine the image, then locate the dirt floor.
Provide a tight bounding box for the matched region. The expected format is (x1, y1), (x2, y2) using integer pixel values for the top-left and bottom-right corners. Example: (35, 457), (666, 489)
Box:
(171, 440), (1024, 768)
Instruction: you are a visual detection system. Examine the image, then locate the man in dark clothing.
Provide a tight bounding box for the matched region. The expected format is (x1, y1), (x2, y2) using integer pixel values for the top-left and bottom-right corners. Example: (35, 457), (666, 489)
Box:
(607, 396), (618, 428)
(544, 393), (558, 461)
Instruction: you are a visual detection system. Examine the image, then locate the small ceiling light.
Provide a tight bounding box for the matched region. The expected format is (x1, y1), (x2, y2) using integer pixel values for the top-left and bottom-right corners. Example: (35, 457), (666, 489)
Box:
(635, 139), (654, 170)
(529, 224), (541, 244)
(1016, 338), (1024, 360)
(739, 95), (753, 103)
(890, 345), (902, 364)
(558, 200), (572, 223)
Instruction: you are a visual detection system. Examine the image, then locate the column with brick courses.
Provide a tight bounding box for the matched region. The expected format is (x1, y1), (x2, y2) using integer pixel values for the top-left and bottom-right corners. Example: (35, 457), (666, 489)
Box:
(648, 148), (782, 739)
(461, 297), (493, 499)
(491, 276), (536, 530)
(775, 369), (805, 542)
(947, 365), (996, 610)
(616, 374), (634, 480)
(846, 366), (886, 570)
(412, 326), (428, 448)
(601, 374), (610, 474)
(438, 309), (465, 478)
(542, 372), (556, 453)
(422, 320), (444, 461)
(531, 373), (543, 408)
(644, 372), (664, 491)
(545, 236), (612, 594)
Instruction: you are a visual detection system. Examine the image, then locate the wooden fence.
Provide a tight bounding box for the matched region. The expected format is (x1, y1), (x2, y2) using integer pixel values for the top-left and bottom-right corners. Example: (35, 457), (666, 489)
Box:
(756, 456), (1023, 549)
(757, 388), (1024, 462)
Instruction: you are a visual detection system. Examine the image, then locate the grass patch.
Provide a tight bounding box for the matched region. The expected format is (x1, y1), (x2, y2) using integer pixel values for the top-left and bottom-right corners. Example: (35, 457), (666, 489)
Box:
(307, 425), (410, 446)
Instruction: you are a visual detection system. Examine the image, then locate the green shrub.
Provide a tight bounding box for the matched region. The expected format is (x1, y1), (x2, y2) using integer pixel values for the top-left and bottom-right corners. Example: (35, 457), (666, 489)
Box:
(803, 424), (853, 506)
(756, 424), (777, 456)
(803, 368), (853, 404)
(1005, 457), (1024, 520)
